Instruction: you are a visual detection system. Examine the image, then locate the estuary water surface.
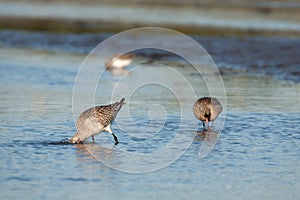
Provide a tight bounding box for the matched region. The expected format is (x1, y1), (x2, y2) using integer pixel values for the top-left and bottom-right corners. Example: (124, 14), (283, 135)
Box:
(0, 30), (300, 199)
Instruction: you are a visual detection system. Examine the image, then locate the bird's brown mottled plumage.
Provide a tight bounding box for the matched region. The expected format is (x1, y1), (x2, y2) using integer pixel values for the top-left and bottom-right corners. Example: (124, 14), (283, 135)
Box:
(70, 98), (125, 144)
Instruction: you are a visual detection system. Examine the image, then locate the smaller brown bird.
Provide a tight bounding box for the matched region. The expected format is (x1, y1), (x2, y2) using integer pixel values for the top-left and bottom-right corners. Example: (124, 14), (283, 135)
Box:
(70, 98), (125, 144)
(193, 97), (222, 130)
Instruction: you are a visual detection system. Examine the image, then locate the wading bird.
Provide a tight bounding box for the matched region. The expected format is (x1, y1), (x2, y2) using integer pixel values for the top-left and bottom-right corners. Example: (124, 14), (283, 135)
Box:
(70, 98), (125, 144)
(105, 54), (134, 69)
(193, 97), (222, 130)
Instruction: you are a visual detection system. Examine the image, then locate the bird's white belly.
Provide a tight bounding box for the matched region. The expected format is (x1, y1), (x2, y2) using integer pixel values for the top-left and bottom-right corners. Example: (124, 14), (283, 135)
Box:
(111, 59), (132, 68)
(86, 119), (104, 133)
(77, 118), (104, 140)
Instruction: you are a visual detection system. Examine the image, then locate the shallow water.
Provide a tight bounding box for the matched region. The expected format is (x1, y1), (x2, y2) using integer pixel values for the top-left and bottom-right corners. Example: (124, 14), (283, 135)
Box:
(0, 31), (300, 199)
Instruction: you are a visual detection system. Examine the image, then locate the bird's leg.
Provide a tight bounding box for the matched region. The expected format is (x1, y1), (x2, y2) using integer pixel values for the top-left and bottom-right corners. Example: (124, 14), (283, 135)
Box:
(202, 121), (206, 129)
(112, 133), (119, 145)
(197, 121), (203, 131)
(206, 118), (210, 130)
(105, 124), (119, 145)
(205, 118), (212, 131)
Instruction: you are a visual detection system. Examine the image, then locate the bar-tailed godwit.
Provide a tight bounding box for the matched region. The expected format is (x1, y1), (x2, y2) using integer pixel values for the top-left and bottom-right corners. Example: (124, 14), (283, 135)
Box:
(70, 98), (125, 144)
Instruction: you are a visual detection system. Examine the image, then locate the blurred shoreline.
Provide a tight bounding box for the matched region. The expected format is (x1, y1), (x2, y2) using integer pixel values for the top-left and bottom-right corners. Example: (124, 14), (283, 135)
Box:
(1, 30), (299, 82)
(0, 0), (300, 36)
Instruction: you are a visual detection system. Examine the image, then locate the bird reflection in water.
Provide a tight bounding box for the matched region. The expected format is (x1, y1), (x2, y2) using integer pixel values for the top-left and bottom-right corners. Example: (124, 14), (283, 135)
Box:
(194, 130), (220, 142)
(75, 143), (114, 163)
(194, 130), (221, 158)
